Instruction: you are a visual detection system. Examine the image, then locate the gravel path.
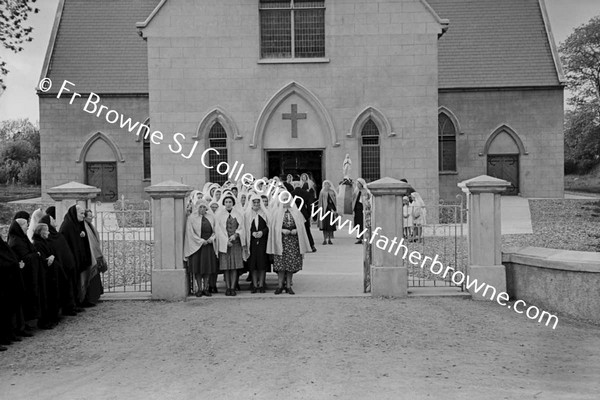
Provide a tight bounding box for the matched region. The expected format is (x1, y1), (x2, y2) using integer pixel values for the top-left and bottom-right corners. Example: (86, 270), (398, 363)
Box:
(1, 298), (599, 400)
(503, 199), (600, 252)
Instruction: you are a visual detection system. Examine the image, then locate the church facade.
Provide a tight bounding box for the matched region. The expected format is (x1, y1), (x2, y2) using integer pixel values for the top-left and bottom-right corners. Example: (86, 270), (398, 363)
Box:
(39, 0), (565, 205)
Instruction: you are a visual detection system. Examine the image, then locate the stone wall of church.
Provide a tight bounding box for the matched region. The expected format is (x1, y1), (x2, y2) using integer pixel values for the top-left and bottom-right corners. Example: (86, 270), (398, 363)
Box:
(142, 0), (445, 205)
(438, 88), (564, 199)
(39, 96), (150, 202)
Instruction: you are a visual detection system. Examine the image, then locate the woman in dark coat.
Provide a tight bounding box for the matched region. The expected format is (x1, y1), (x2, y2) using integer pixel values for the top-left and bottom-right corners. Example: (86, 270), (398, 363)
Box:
(352, 178), (371, 244)
(0, 236), (25, 348)
(59, 205), (92, 306)
(39, 214), (78, 316)
(8, 217), (44, 325)
(32, 223), (60, 328)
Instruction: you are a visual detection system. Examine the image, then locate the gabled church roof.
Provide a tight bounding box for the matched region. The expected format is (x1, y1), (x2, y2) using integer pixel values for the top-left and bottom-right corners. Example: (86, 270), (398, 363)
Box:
(428, 0), (564, 88)
(39, 0), (159, 94)
(40, 0), (563, 95)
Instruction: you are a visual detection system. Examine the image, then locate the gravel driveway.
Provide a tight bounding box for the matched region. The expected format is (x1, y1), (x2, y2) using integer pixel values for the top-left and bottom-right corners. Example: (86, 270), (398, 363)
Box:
(1, 297), (599, 400)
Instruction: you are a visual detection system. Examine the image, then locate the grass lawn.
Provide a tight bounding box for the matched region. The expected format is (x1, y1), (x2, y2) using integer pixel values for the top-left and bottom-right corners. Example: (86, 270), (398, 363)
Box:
(565, 173), (600, 194)
(0, 184), (41, 202)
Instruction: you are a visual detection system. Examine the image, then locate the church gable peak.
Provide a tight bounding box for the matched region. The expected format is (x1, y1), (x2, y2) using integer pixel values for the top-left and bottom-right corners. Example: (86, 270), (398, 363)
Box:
(251, 82), (339, 149)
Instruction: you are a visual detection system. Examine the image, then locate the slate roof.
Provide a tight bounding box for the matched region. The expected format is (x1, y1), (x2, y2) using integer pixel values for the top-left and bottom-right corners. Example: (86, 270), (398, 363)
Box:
(41, 0), (562, 94)
(428, 0), (562, 88)
(42, 0), (159, 94)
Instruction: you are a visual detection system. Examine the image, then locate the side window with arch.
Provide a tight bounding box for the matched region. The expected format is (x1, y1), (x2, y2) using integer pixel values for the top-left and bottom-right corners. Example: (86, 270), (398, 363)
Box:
(207, 122), (228, 185)
(142, 124), (151, 180)
(438, 113), (456, 172)
(360, 119), (380, 182)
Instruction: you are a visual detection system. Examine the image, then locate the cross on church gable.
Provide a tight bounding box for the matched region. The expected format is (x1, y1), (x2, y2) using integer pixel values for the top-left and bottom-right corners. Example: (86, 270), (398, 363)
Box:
(282, 104), (307, 138)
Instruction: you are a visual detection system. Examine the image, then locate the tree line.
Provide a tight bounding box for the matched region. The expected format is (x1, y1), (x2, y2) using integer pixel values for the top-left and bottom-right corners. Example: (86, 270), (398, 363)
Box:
(560, 16), (600, 174)
(0, 119), (41, 185)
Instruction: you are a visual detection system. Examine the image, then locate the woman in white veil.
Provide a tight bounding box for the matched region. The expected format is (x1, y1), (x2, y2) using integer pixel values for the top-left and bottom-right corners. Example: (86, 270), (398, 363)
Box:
(244, 193), (271, 292)
(27, 208), (44, 242)
(267, 191), (311, 295)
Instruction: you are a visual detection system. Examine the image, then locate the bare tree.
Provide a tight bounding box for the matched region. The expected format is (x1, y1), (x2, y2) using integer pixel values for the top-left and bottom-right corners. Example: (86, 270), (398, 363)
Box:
(0, 0), (39, 92)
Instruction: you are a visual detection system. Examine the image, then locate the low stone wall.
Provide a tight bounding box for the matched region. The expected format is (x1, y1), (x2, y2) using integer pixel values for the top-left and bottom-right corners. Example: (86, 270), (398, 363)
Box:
(502, 247), (600, 324)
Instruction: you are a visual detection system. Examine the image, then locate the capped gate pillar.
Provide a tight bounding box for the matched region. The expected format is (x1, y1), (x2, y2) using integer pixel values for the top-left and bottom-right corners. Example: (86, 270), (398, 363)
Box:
(47, 181), (101, 228)
(367, 177), (413, 297)
(458, 175), (511, 301)
(145, 180), (192, 301)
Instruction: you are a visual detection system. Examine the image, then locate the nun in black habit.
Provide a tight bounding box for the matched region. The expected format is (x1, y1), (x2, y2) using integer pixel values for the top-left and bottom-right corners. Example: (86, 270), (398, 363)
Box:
(0, 236), (25, 346)
(8, 216), (44, 324)
(59, 205), (92, 306)
(40, 214), (78, 315)
(32, 223), (61, 327)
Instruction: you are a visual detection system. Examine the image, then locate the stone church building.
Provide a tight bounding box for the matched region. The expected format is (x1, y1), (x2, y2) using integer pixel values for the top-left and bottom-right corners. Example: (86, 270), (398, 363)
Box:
(39, 0), (565, 205)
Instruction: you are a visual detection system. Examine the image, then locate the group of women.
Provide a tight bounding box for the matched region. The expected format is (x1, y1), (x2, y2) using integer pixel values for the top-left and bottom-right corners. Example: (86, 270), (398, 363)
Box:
(183, 174), (316, 297)
(0, 205), (105, 352)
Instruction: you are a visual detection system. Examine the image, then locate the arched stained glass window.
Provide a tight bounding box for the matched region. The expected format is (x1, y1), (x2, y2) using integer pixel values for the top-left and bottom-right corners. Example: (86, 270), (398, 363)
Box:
(207, 122), (228, 185)
(360, 119), (380, 182)
(438, 113), (456, 171)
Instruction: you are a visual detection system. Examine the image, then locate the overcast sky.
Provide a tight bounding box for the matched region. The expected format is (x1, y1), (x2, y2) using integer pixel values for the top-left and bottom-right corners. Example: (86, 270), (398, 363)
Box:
(0, 0), (599, 123)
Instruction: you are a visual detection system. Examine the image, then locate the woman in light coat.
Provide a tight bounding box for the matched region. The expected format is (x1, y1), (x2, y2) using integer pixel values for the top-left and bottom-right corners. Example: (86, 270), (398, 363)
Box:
(267, 191), (311, 295)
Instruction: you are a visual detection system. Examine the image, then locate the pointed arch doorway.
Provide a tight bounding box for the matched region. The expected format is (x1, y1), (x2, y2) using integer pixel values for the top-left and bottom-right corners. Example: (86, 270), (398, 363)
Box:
(79, 132), (122, 202)
(483, 125), (528, 196)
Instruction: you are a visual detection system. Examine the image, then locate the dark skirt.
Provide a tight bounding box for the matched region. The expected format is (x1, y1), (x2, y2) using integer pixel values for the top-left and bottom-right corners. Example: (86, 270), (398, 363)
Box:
(353, 198), (364, 230)
(248, 237), (270, 272)
(21, 260), (41, 321)
(190, 244), (218, 275)
(320, 205), (337, 232)
(85, 272), (104, 304)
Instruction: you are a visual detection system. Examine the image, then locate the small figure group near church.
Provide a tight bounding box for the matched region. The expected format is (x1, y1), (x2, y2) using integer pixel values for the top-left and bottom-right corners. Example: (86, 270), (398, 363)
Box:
(0, 205), (106, 352)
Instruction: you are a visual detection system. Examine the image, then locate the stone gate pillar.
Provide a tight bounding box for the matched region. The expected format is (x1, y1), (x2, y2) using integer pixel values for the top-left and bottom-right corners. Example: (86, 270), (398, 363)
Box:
(47, 181), (101, 227)
(145, 180), (192, 301)
(367, 177), (413, 297)
(458, 175), (510, 301)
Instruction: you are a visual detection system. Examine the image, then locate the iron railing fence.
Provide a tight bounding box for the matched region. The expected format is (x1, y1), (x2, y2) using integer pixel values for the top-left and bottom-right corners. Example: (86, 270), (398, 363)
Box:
(364, 194), (468, 292)
(92, 196), (153, 293)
